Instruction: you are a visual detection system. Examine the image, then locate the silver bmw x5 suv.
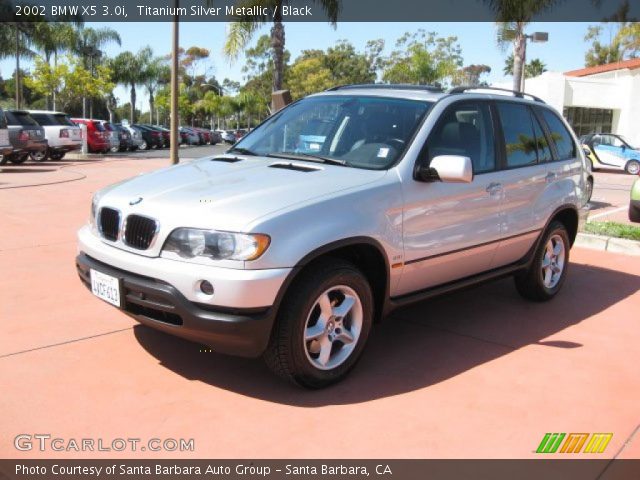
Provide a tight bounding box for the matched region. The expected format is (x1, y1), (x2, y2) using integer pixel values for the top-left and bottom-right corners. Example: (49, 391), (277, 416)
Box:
(76, 85), (589, 388)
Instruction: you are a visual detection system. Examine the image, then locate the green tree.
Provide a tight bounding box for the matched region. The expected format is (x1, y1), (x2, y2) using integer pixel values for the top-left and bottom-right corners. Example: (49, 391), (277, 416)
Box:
(110, 47), (154, 123)
(490, 0), (559, 91)
(31, 23), (79, 109)
(0, 23), (37, 108)
(223, 0), (340, 93)
(584, 22), (639, 67)
(25, 55), (113, 111)
(503, 55), (547, 78)
(73, 26), (121, 116)
(453, 64), (492, 86)
(382, 30), (463, 87)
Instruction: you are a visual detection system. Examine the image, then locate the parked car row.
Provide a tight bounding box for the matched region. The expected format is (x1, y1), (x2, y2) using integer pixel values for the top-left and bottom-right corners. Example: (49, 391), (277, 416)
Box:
(180, 127), (223, 146)
(0, 107), (81, 164)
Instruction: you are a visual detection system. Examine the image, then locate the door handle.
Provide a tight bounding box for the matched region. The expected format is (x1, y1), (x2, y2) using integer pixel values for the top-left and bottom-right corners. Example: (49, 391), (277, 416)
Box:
(545, 172), (557, 183)
(486, 182), (503, 194)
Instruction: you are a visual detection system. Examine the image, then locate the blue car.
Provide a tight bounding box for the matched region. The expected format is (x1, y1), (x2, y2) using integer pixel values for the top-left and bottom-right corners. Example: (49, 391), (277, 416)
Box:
(580, 133), (640, 175)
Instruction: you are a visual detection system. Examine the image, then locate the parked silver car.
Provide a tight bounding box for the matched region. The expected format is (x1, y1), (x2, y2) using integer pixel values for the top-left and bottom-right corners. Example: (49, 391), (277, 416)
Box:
(77, 85), (589, 387)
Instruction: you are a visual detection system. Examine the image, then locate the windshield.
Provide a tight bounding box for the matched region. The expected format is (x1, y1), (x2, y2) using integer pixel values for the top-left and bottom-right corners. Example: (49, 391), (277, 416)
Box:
(618, 135), (637, 149)
(233, 95), (432, 170)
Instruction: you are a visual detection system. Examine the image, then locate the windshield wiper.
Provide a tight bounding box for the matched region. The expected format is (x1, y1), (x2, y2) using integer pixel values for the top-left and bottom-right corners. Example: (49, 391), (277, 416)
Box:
(267, 152), (347, 166)
(227, 147), (258, 156)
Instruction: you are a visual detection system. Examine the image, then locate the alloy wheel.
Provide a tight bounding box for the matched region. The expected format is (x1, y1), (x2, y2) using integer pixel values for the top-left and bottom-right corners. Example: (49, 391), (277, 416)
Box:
(541, 234), (566, 289)
(303, 285), (363, 371)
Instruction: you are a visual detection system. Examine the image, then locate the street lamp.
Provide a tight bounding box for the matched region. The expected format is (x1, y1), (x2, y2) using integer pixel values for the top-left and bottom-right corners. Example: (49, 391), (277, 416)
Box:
(505, 29), (548, 92)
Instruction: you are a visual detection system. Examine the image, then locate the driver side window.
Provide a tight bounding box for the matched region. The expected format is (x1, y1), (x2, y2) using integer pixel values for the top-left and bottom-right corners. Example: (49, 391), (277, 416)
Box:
(426, 102), (496, 174)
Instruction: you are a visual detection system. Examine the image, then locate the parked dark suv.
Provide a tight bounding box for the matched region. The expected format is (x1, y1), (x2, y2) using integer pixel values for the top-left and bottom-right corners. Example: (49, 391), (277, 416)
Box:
(5, 110), (48, 163)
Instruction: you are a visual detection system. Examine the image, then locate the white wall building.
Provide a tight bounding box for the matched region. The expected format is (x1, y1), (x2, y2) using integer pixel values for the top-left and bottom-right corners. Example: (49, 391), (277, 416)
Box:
(494, 58), (640, 145)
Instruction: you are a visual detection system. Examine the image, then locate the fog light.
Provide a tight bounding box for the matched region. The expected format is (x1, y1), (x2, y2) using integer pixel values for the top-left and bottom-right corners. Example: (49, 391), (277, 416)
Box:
(200, 280), (214, 295)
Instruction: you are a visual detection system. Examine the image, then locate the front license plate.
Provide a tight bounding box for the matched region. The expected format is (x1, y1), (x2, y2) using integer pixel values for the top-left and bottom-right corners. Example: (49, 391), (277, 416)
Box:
(90, 269), (121, 307)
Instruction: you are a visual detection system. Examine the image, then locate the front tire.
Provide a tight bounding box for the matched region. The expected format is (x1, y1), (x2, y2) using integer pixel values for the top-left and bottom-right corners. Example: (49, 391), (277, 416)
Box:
(264, 259), (374, 388)
(630, 203), (640, 223)
(514, 221), (570, 302)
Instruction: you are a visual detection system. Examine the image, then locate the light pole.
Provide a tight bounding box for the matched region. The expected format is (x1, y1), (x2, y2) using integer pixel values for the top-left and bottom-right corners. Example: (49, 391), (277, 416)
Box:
(170, 0), (180, 165)
(505, 29), (548, 92)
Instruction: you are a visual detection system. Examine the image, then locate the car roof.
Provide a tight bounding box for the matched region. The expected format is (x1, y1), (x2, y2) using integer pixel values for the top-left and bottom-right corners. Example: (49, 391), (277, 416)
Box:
(310, 84), (546, 105)
(27, 110), (69, 115)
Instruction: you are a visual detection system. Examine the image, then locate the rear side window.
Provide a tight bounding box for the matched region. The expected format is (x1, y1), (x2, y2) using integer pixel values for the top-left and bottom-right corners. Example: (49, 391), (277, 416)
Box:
(531, 113), (553, 162)
(5, 111), (39, 127)
(31, 114), (56, 126)
(54, 114), (75, 126)
(427, 101), (496, 173)
(539, 109), (576, 160)
(496, 102), (538, 168)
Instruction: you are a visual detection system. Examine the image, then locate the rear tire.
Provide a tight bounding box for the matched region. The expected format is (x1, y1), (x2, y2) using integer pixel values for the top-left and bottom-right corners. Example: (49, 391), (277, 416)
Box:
(29, 149), (48, 162)
(264, 259), (374, 388)
(50, 152), (65, 161)
(514, 221), (570, 302)
(629, 204), (640, 223)
(9, 154), (28, 164)
(625, 160), (640, 175)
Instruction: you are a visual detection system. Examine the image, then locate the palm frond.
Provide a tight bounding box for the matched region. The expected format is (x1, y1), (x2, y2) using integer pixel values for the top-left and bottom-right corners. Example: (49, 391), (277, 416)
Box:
(224, 21), (263, 60)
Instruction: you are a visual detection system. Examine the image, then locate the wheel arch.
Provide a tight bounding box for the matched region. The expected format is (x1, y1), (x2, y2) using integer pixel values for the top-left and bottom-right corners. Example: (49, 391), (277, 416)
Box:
(271, 237), (391, 325)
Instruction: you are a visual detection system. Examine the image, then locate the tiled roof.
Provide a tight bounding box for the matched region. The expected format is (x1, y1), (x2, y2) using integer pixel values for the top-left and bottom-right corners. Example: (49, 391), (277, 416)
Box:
(565, 58), (640, 77)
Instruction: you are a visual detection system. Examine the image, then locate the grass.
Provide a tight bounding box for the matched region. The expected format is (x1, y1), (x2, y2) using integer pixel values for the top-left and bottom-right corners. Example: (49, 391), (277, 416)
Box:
(583, 221), (640, 241)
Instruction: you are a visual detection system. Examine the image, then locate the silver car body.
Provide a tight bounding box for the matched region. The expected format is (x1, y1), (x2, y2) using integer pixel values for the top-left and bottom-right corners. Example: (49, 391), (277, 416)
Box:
(78, 87), (589, 354)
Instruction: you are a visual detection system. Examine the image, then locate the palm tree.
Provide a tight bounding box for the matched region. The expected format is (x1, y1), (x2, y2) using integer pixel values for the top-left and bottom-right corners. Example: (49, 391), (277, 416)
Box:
(110, 47), (154, 123)
(238, 90), (265, 128)
(0, 23), (36, 108)
(32, 23), (79, 109)
(223, 0), (340, 93)
(144, 60), (170, 124)
(489, 0), (558, 91)
(73, 26), (121, 117)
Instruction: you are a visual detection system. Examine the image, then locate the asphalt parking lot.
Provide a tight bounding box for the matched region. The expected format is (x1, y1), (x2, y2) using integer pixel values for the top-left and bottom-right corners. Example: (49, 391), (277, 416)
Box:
(1, 153), (638, 460)
(589, 170), (637, 225)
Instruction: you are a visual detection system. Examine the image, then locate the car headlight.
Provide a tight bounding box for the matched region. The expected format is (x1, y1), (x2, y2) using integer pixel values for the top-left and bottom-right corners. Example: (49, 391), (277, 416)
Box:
(89, 191), (103, 232)
(162, 228), (270, 261)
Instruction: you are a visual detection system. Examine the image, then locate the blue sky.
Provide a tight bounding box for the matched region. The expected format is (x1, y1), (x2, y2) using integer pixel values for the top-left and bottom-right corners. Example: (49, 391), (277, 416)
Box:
(1, 21), (599, 109)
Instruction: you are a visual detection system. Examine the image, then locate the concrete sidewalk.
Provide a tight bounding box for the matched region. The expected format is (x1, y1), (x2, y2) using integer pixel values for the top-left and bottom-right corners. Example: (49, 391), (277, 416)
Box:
(1, 158), (638, 459)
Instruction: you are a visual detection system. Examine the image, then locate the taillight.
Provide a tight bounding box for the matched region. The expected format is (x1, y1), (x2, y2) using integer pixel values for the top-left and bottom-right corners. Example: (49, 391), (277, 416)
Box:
(18, 131), (29, 141)
(152, 132), (160, 137)
(60, 129), (70, 138)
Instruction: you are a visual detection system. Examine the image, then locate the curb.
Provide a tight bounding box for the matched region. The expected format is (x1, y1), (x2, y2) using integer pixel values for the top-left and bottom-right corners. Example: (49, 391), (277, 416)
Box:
(575, 232), (640, 256)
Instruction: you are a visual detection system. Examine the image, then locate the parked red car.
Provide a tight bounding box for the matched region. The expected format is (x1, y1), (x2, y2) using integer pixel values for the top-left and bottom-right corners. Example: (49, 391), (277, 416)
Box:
(193, 127), (212, 145)
(71, 118), (110, 153)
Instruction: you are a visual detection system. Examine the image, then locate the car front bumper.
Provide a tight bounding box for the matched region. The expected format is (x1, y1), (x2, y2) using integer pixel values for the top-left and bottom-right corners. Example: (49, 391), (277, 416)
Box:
(76, 253), (277, 357)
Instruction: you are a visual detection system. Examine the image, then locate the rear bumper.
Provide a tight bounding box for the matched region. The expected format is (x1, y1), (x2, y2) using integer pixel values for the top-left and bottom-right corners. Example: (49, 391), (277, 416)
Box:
(76, 252), (277, 357)
(50, 144), (81, 153)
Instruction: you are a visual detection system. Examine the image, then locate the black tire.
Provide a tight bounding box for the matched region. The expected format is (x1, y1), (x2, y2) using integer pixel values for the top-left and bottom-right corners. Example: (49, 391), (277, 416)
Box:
(264, 259), (374, 388)
(585, 176), (593, 203)
(29, 149), (48, 162)
(50, 152), (65, 161)
(0, 155), (8, 165)
(9, 154), (28, 164)
(514, 221), (570, 302)
(629, 204), (640, 223)
(139, 141), (148, 151)
(625, 160), (640, 175)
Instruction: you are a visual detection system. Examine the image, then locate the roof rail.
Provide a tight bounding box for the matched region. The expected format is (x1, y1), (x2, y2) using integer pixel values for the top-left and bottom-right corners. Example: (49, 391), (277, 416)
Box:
(448, 86), (546, 103)
(326, 83), (443, 93)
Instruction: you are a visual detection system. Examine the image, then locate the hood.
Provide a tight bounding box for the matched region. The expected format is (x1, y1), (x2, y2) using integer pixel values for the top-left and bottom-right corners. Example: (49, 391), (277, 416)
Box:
(98, 155), (387, 233)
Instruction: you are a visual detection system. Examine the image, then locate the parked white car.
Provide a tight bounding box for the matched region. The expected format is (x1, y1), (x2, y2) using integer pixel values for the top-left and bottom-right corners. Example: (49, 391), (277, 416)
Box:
(28, 110), (82, 160)
(216, 129), (236, 144)
(99, 121), (120, 153)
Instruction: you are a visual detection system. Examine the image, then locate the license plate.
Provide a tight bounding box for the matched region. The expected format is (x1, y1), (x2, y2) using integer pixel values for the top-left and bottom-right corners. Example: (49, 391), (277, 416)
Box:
(90, 269), (121, 307)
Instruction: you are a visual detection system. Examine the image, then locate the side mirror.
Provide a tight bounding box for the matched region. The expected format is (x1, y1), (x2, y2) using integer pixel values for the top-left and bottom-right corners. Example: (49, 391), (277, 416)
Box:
(417, 155), (473, 183)
(582, 147), (591, 157)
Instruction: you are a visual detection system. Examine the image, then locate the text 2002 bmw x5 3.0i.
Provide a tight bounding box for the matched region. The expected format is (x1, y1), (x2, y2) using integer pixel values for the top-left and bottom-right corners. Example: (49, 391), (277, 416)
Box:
(76, 85), (590, 388)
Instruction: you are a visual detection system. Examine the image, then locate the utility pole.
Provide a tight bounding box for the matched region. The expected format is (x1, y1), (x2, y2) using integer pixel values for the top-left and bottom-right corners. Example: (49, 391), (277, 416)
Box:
(170, 0), (180, 165)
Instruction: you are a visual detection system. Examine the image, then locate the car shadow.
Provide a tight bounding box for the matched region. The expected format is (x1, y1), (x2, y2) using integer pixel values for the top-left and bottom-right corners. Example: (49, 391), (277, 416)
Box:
(0, 167), (57, 174)
(133, 263), (639, 406)
(587, 200), (612, 212)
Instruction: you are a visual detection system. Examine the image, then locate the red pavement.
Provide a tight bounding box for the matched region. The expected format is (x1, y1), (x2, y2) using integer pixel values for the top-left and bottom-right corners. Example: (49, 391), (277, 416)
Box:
(1, 158), (638, 459)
